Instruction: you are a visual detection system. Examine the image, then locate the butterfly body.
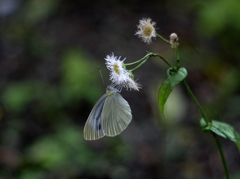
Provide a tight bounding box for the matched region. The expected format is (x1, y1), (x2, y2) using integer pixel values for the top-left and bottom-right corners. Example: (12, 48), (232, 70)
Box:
(84, 86), (132, 140)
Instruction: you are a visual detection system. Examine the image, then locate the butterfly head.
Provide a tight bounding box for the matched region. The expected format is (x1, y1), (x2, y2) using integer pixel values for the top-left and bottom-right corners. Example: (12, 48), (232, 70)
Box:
(106, 85), (118, 94)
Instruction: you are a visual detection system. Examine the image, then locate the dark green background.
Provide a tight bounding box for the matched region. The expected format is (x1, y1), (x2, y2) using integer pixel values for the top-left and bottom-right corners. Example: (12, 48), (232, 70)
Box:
(0, 0), (240, 178)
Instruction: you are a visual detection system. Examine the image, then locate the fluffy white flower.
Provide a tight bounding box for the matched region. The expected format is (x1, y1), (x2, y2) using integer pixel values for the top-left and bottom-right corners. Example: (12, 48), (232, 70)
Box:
(123, 77), (141, 91)
(135, 18), (156, 44)
(105, 53), (128, 84)
(105, 53), (140, 91)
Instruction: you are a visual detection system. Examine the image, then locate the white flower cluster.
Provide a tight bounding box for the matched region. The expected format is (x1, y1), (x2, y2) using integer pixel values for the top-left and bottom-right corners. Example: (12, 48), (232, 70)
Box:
(105, 53), (140, 91)
(104, 18), (179, 91)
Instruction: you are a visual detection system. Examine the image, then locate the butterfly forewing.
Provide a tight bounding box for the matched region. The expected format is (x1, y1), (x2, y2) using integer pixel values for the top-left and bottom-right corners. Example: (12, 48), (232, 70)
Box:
(102, 91), (132, 136)
(83, 94), (107, 140)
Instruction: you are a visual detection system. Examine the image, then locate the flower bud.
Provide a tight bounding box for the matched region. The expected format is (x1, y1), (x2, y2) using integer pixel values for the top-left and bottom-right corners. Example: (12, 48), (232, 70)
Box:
(170, 33), (179, 48)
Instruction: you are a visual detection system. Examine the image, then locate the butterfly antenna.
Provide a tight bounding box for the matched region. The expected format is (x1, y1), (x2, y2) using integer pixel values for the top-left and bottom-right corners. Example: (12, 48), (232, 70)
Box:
(98, 66), (105, 85)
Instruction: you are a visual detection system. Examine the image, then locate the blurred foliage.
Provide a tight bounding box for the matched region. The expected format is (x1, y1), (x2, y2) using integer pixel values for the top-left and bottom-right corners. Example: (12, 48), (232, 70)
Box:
(60, 49), (101, 104)
(2, 50), (102, 116)
(21, 0), (59, 25)
(22, 124), (97, 178)
(198, 0), (240, 35)
(0, 0), (240, 179)
(16, 122), (132, 178)
(2, 82), (34, 114)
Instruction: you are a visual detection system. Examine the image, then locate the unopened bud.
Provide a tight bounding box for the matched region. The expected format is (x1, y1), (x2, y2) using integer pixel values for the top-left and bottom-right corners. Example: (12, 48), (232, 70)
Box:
(170, 33), (179, 48)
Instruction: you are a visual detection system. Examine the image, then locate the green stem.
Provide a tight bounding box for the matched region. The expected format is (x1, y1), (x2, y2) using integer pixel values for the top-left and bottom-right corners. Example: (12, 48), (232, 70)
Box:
(130, 58), (148, 73)
(175, 47), (180, 69)
(183, 80), (208, 123)
(156, 33), (170, 44)
(183, 80), (229, 179)
(125, 53), (151, 66)
(212, 133), (230, 179)
(126, 52), (175, 73)
(151, 53), (176, 70)
(155, 32), (229, 178)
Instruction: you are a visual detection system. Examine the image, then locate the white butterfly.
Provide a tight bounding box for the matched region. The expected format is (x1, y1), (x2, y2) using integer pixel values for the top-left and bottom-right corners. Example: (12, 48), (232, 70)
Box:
(84, 86), (132, 140)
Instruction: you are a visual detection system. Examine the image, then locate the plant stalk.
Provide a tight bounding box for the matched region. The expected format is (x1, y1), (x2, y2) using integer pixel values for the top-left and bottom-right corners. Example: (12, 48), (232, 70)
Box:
(212, 132), (230, 179)
(183, 80), (208, 123)
(156, 33), (170, 44)
(125, 53), (151, 66)
(130, 58), (148, 72)
(183, 80), (229, 179)
(151, 53), (176, 70)
(175, 47), (180, 69)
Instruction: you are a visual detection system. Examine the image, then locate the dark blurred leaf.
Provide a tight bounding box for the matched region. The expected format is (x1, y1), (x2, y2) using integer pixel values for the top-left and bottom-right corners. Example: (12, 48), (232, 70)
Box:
(198, 0), (240, 35)
(26, 124), (96, 170)
(61, 49), (101, 104)
(109, 166), (129, 179)
(2, 82), (34, 114)
(19, 169), (46, 179)
(231, 170), (240, 179)
(219, 68), (240, 96)
(158, 67), (187, 117)
(200, 118), (240, 150)
(2, 81), (63, 116)
(22, 0), (59, 25)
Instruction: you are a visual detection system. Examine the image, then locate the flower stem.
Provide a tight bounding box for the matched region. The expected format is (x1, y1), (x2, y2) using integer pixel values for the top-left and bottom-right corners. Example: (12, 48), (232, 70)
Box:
(125, 53), (151, 66)
(175, 47), (180, 69)
(156, 33), (170, 44)
(151, 53), (176, 70)
(126, 52), (176, 73)
(212, 133), (230, 179)
(130, 58), (148, 73)
(183, 80), (208, 123)
(156, 31), (229, 178)
(183, 80), (229, 179)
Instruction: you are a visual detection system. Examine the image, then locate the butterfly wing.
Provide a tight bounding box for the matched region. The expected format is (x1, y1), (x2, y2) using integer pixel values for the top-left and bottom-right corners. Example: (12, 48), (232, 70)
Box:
(83, 94), (108, 140)
(102, 92), (132, 136)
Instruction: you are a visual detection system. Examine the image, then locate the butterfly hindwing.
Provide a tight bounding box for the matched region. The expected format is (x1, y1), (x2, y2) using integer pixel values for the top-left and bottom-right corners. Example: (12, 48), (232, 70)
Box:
(83, 94), (107, 140)
(102, 91), (132, 136)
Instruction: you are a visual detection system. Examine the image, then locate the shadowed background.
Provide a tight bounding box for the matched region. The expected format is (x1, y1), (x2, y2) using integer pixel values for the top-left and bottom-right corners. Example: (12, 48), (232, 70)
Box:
(0, 0), (240, 178)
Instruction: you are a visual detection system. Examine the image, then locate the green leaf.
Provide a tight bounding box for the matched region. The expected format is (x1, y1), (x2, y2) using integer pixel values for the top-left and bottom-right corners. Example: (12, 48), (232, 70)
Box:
(200, 118), (207, 127)
(201, 118), (240, 150)
(158, 67), (188, 117)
